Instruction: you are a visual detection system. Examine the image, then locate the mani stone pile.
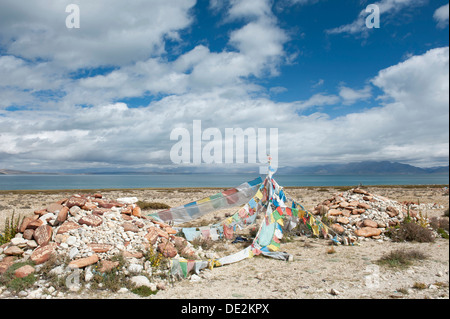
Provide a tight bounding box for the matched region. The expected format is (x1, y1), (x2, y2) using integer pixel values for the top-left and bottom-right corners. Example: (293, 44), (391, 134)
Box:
(0, 193), (204, 296)
(313, 188), (409, 244)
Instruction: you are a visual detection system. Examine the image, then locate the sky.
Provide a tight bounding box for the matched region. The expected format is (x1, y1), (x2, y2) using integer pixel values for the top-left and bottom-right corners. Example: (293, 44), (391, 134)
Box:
(0, 0), (449, 173)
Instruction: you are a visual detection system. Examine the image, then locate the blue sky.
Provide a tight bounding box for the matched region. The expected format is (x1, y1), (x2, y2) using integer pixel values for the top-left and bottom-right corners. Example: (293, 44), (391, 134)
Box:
(0, 0), (448, 172)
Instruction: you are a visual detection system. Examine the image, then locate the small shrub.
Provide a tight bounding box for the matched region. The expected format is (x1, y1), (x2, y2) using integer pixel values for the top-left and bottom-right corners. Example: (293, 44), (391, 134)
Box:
(0, 211), (23, 245)
(91, 268), (131, 292)
(378, 249), (427, 268)
(397, 287), (409, 295)
(388, 222), (435, 243)
(437, 228), (449, 239)
(191, 236), (215, 251)
(0, 261), (37, 292)
(412, 282), (427, 290)
(137, 201), (170, 210)
(144, 246), (165, 269)
(131, 285), (157, 297)
(430, 216), (449, 239)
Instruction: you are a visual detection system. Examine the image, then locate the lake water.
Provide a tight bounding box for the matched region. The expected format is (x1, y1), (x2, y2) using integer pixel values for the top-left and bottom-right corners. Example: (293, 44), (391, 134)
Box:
(0, 174), (448, 190)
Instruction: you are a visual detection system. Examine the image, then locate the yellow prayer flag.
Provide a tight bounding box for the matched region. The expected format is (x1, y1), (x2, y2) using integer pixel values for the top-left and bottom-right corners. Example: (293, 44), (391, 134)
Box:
(254, 190), (263, 200)
(197, 197), (211, 204)
(312, 225), (319, 236)
(270, 214), (276, 224)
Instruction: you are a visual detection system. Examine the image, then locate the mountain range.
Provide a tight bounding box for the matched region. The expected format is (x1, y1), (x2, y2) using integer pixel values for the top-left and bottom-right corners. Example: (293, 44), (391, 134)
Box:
(276, 161), (449, 175)
(1, 161), (448, 175)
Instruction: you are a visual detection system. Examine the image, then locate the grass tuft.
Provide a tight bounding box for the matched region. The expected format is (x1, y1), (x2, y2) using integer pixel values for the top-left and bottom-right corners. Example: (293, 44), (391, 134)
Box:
(136, 201), (170, 210)
(378, 249), (428, 268)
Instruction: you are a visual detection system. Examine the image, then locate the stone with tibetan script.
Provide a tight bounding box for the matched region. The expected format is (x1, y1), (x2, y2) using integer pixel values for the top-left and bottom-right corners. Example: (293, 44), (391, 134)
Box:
(157, 239), (177, 258)
(15, 265), (35, 278)
(66, 196), (87, 208)
(19, 216), (34, 233)
(56, 206), (69, 224)
(30, 243), (57, 264)
(89, 243), (113, 253)
(355, 227), (382, 238)
(33, 225), (53, 246)
(132, 206), (142, 218)
(68, 254), (99, 269)
(144, 227), (159, 245)
(362, 219), (378, 228)
(122, 222), (139, 233)
(78, 214), (103, 227)
(57, 221), (81, 234)
(330, 223), (345, 235)
(328, 209), (342, 216)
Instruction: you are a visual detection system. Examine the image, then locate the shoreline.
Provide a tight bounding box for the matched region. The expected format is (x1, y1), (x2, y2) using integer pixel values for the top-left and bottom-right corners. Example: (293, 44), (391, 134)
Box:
(0, 184), (448, 195)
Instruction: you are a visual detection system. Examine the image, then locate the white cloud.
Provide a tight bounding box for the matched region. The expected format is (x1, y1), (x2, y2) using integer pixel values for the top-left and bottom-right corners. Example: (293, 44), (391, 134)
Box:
(228, 0), (273, 20)
(312, 79), (324, 88)
(434, 3), (449, 28)
(2, 48), (448, 170)
(296, 93), (340, 109)
(0, 2), (448, 171)
(339, 85), (372, 105)
(0, 56), (62, 91)
(0, 0), (290, 110)
(0, 0), (196, 70)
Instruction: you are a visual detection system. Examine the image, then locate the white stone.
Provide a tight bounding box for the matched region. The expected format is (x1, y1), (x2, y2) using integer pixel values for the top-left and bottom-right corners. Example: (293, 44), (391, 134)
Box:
(129, 263), (144, 273)
(85, 266), (94, 282)
(11, 237), (28, 246)
(118, 287), (129, 293)
(130, 275), (152, 288)
(39, 213), (55, 222)
(66, 236), (77, 246)
(49, 265), (66, 277)
(429, 284), (438, 290)
(117, 197), (139, 204)
(330, 288), (340, 296)
(69, 247), (79, 259)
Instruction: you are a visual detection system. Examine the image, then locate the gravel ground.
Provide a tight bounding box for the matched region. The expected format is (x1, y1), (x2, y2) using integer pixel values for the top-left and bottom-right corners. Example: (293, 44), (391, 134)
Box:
(1, 185), (448, 299)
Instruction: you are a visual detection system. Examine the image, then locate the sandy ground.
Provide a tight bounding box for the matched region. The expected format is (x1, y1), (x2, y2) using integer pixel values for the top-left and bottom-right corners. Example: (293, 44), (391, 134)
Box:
(1, 185), (449, 299)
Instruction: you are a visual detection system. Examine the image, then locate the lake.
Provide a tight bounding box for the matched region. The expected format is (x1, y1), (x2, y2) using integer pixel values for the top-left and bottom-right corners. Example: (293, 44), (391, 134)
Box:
(0, 174), (448, 190)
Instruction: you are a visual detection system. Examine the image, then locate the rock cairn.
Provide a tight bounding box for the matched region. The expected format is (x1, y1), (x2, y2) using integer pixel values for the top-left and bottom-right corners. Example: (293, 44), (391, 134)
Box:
(0, 193), (203, 296)
(313, 188), (409, 244)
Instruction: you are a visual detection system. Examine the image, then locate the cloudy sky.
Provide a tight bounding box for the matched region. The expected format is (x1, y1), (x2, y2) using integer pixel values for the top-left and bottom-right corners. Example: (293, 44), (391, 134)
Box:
(0, 0), (448, 173)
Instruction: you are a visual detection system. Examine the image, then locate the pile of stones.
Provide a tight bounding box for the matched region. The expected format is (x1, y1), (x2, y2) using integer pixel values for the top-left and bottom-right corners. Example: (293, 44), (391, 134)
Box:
(0, 193), (205, 297)
(313, 188), (414, 244)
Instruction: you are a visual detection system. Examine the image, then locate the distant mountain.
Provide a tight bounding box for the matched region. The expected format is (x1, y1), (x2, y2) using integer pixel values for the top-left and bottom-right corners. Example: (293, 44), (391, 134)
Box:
(424, 166), (450, 174)
(0, 169), (33, 175)
(277, 161), (449, 175)
(2, 161), (448, 175)
(0, 169), (58, 175)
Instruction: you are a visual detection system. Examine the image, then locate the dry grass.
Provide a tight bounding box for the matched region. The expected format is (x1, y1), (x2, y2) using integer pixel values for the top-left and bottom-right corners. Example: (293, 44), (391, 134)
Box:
(378, 249), (428, 268)
(388, 222), (436, 243)
(136, 201), (170, 210)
